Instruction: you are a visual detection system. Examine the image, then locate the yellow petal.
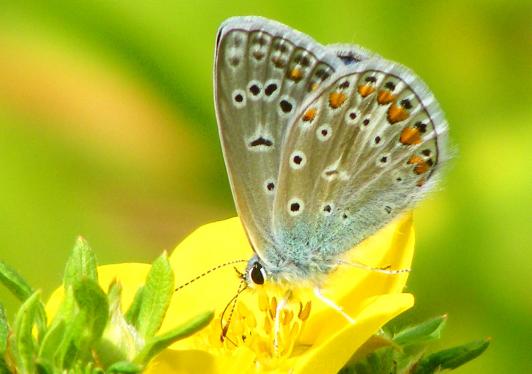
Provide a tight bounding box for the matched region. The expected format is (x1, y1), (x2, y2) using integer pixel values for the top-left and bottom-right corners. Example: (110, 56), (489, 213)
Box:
(144, 349), (217, 374)
(300, 213), (414, 343)
(163, 218), (252, 334)
(144, 346), (258, 374)
(293, 293), (414, 374)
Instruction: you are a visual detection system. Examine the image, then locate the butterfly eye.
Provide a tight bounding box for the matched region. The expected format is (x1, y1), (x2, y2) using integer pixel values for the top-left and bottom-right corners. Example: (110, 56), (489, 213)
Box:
(249, 262), (265, 285)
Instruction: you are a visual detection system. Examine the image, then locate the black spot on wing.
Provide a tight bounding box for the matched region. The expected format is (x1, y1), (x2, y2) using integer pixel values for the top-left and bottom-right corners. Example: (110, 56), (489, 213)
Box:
(249, 137), (273, 147)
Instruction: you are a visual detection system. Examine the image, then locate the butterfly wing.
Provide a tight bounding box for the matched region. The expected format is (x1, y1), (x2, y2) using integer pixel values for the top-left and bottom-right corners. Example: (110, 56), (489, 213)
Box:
(214, 16), (343, 256)
(272, 57), (448, 258)
(325, 43), (377, 65)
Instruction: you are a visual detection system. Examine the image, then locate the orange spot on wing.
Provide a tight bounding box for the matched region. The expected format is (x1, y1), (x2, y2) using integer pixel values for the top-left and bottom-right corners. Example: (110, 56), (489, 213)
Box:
(377, 90), (395, 105)
(416, 177), (426, 187)
(408, 155), (423, 165)
(288, 67), (304, 82)
(408, 155), (430, 175)
(302, 107), (317, 122)
(357, 84), (375, 97)
(328, 91), (347, 109)
(400, 127), (422, 145)
(309, 82), (319, 92)
(387, 103), (409, 124)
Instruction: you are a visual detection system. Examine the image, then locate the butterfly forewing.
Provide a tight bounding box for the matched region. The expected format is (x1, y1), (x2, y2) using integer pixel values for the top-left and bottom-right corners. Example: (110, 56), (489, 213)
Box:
(214, 16), (342, 256)
(273, 58), (448, 255)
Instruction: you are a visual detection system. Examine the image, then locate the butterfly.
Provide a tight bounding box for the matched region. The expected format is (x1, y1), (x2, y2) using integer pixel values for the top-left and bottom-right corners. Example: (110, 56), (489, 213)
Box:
(214, 16), (448, 293)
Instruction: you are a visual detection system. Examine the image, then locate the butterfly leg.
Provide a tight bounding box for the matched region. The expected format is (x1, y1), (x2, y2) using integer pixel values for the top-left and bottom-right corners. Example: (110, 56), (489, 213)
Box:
(313, 288), (355, 324)
(338, 260), (410, 275)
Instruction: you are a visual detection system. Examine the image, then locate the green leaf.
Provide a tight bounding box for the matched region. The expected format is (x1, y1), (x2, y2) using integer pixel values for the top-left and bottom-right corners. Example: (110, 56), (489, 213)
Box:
(56, 279), (109, 369)
(64, 237), (98, 288)
(10, 290), (41, 373)
(35, 360), (53, 374)
(95, 282), (138, 366)
(58, 340), (78, 370)
(339, 345), (395, 374)
(48, 287), (76, 370)
(52, 285), (77, 326)
(107, 280), (123, 310)
(393, 315), (447, 346)
(107, 361), (143, 373)
(37, 319), (66, 365)
(0, 359), (11, 374)
(72, 278), (109, 346)
(135, 252), (174, 339)
(0, 261), (33, 301)
(124, 286), (144, 327)
(0, 261), (47, 352)
(346, 335), (396, 366)
(413, 338), (491, 374)
(134, 310), (213, 365)
(0, 304), (8, 355)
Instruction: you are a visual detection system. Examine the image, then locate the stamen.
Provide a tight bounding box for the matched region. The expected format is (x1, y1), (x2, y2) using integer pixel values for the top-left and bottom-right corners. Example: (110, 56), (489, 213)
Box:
(269, 296), (277, 319)
(298, 301), (312, 321)
(192, 286), (314, 369)
(273, 298), (287, 352)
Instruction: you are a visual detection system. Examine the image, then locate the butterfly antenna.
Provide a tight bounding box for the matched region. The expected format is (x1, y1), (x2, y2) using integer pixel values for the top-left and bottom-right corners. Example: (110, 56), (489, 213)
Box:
(338, 259), (410, 275)
(220, 279), (247, 345)
(175, 259), (247, 292)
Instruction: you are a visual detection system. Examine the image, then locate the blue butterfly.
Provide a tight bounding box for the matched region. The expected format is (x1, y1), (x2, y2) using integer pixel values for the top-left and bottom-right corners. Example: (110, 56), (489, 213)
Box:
(210, 17), (449, 331)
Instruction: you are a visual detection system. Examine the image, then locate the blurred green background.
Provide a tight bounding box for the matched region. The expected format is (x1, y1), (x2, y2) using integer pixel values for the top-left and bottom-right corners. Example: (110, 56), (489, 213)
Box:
(0, 1), (530, 372)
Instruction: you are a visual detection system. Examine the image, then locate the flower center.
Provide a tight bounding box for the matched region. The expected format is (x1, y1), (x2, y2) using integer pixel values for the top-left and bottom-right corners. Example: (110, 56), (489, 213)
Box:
(193, 286), (312, 369)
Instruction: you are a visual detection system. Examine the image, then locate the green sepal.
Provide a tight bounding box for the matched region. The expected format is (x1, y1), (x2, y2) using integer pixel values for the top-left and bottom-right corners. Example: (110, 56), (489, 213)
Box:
(0, 360), (10, 374)
(55, 279), (109, 369)
(134, 310), (213, 365)
(346, 335), (396, 365)
(0, 305), (8, 355)
(413, 338), (491, 374)
(135, 252), (174, 339)
(51, 285), (76, 327)
(51, 284), (77, 369)
(340, 315), (489, 374)
(0, 262), (46, 340)
(72, 278), (109, 348)
(9, 290), (41, 374)
(107, 361), (143, 374)
(124, 286), (144, 327)
(0, 261), (33, 302)
(95, 280), (141, 367)
(64, 237), (98, 288)
(37, 319), (66, 366)
(393, 315), (447, 346)
(107, 280), (122, 309)
(392, 315), (448, 372)
(35, 360), (53, 374)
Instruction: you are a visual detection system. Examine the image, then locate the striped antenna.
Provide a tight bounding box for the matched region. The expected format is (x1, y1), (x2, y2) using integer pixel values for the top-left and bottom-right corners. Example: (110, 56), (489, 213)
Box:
(174, 259), (248, 292)
(220, 278), (248, 344)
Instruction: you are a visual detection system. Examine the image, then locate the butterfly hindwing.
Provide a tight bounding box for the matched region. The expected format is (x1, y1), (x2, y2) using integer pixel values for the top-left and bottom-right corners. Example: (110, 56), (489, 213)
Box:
(272, 58), (448, 256)
(214, 16), (342, 255)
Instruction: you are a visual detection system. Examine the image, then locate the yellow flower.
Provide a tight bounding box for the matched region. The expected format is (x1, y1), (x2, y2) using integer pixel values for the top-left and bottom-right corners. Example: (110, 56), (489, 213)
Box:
(46, 213), (414, 373)
(148, 213), (414, 373)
